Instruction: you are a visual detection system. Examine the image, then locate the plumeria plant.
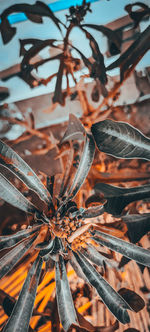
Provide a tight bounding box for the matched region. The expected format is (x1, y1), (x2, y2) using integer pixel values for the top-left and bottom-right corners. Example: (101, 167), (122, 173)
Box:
(0, 1), (150, 104)
(0, 114), (150, 331)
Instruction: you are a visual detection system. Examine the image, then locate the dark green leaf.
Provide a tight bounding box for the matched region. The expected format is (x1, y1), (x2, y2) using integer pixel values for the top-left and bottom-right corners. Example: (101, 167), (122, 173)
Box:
(0, 139), (51, 204)
(67, 119), (95, 200)
(0, 225), (41, 251)
(69, 133), (95, 200)
(80, 244), (105, 267)
(0, 87), (9, 101)
(81, 205), (105, 218)
(35, 1), (62, 31)
(39, 238), (55, 257)
(106, 26), (150, 81)
(52, 59), (65, 105)
(60, 114), (95, 202)
(61, 113), (85, 143)
(0, 172), (40, 215)
(81, 27), (107, 85)
(91, 230), (150, 267)
(0, 235), (36, 279)
(122, 213), (150, 243)
(0, 289), (15, 317)
(25, 12), (43, 23)
(70, 252), (89, 283)
(55, 256), (79, 331)
(58, 148), (75, 200)
(73, 251), (130, 324)
(82, 24), (121, 54)
(0, 18), (16, 44)
(0, 289), (50, 320)
(3, 256), (42, 332)
(19, 38), (42, 56)
(91, 119), (150, 160)
(125, 3), (150, 27)
(118, 288), (145, 313)
(91, 83), (100, 102)
(94, 183), (150, 215)
(118, 256), (130, 269)
(21, 39), (56, 70)
(0, 2), (62, 44)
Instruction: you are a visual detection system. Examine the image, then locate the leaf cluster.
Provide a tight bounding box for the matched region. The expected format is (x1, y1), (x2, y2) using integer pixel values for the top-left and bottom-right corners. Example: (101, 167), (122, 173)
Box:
(0, 114), (150, 331)
(1, 1), (150, 104)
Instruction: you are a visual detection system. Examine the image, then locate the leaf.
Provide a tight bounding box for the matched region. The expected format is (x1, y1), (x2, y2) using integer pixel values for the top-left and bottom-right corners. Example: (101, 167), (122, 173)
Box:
(73, 251), (130, 324)
(17, 67), (39, 88)
(0, 235), (36, 279)
(0, 18), (16, 44)
(118, 256), (130, 269)
(0, 87), (9, 101)
(21, 39), (56, 70)
(0, 289), (15, 316)
(122, 213), (150, 243)
(70, 252), (89, 283)
(80, 244), (105, 267)
(125, 3), (150, 27)
(94, 222), (127, 239)
(61, 113), (85, 143)
(0, 139), (51, 204)
(66, 117), (95, 200)
(118, 288), (145, 313)
(16, 53), (60, 88)
(91, 119), (150, 160)
(0, 289), (45, 321)
(81, 27), (107, 84)
(0, 172), (41, 215)
(91, 83), (100, 102)
(94, 183), (150, 216)
(60, 114), (95, 202)
(3, 255), (42, 332)
(69, 134), (95, 200)
(85, 194), (105, 207)
(58, 147), (75, 200)
(19, 38), (42, 56)
(39, 238), (55, 257)
(91, 230), (150, 267)
(0, 225), (41, 251)
(40, 237), (63, 262)
(106, 26), (150, 81)
(0, 2), (62, 44)
(80, 204), (105, 218)
(55, 256), (79, 331)
(52, 59), (65, 105)
(25, 12), (43, 23)
(35, 1), (62, 31)
(82, 24), (122, 54)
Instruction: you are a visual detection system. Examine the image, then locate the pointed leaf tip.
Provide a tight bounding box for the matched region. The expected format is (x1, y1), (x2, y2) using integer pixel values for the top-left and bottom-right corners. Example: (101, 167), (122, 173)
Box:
(55, 256), (79, 331)
(0, 139), (51, 204)
(73, 251), (130, 324)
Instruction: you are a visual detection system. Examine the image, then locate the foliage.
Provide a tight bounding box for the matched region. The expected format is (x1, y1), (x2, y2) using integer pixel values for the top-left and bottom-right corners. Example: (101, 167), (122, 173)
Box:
(0, 1), (150, 331)
(0, 1), (150, 104)
(0, 114), (150, 331)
